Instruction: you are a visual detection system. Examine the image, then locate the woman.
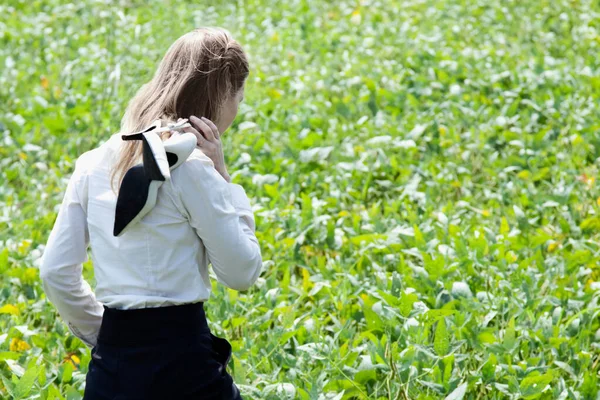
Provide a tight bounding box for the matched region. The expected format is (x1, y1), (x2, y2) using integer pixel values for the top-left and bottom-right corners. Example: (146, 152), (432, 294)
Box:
(38, 27), (261, 399)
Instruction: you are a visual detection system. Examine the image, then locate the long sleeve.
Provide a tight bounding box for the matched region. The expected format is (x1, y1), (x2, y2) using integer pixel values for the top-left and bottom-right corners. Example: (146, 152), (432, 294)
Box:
(39, 159), (104, 349)
(174, 149), (263, 291)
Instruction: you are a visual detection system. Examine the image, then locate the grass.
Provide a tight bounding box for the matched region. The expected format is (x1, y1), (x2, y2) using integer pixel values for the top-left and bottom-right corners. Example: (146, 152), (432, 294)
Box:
(1, 0), (600, 398)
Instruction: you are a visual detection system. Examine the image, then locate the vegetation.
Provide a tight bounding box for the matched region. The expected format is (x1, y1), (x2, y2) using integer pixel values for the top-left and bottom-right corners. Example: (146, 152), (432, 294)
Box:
(1, 0), (600, 398)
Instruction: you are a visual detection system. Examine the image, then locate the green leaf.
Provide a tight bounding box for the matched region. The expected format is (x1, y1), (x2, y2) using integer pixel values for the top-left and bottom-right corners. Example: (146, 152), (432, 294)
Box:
(0, 247), (9, 272)
(580, 217), (600, 232)
(61, 361), (73, 383)
(414, 225), (425, 247)
(278, 331), (296, 345)
(264, 183), (279, 198)
(361, 295), (384, 331)
(38, 363), (47, 387)
(350, 233), (387, 245)
(445, 382), (467, 400)
(355, 369), (376, 384)
(500, 217), (510, 235)
(1, 375), (15, 399)
(422, 309), (455, 325)
(399, 292), (418, 317)
(482, 354), (497, 382)
(581, 371), (598, 399)
(519, 371), (554, 399)
(478, 331), (496, 344)
(553, 361), (575, 378)
(47, 384), (63, 400)
(442, 354), (454, 386)
(434, 318), (450, 356)
(503, 317), (517, 351)
(323, 379), (355, 391)
(14, 365), (39, 398)
(0, 351), (22, 361)
(65, 384), (83, 400)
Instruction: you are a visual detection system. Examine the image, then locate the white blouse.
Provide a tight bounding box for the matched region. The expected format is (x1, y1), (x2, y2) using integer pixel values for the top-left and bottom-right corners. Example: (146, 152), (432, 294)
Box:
(38, 132), (263, 348)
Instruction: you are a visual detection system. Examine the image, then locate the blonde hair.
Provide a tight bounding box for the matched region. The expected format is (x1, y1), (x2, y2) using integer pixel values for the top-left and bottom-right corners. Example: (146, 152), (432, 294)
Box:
(109, 27), (249, 195)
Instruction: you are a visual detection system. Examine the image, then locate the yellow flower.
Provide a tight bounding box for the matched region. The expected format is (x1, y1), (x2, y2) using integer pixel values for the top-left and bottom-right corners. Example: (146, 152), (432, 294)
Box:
(17, 239), (31, 255)
(10, 338), (30, 352)
(587, 278), (594, 287)
(586, 176), (595, 187)
(350, 9), (361, 24)
(301, 245), (315, 256)
(302, 268), (312, 292)
(268, 88), (282, 99)
(65, 354), (81, 369)
(548, 241), (559, 253)
(22, 268), (38, 285)
(517, 170), (531, 180)
(0, 304), (20, 315)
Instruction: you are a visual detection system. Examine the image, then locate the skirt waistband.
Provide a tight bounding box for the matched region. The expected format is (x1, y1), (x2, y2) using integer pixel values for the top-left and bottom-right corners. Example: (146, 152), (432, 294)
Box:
(97, 301), (210, 346)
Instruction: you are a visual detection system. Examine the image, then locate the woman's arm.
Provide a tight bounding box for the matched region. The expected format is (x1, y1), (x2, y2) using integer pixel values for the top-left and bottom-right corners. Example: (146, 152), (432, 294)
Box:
(39, 159), (104, 349)
(174, 150), (263, 291)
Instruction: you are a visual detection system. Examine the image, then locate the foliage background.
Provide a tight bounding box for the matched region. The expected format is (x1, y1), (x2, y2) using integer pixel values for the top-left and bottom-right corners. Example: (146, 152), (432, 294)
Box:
(1, 0), (600, 398)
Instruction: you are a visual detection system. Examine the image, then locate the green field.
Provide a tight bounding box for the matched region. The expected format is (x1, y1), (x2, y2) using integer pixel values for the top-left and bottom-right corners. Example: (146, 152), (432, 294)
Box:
(2, 0), (600, 398)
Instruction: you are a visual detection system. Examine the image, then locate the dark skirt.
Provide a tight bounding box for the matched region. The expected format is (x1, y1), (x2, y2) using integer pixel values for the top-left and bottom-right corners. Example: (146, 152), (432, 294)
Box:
(82, 301), (243, 400)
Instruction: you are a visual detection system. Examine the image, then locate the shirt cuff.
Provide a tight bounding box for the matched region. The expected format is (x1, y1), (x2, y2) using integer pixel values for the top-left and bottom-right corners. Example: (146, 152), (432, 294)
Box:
(68, 321), (97, 349)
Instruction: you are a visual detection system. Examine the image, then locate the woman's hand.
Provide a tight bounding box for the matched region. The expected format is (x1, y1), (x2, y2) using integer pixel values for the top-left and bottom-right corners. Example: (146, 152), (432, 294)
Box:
(180, 115), (230, 183)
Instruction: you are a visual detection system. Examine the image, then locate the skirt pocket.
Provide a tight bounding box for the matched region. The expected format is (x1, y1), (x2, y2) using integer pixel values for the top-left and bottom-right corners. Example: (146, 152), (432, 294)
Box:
(83, 341), (120, 400)
(208, 333), (243, 400)
(209, 332), (233, 369)
(172, 332), (241, 399)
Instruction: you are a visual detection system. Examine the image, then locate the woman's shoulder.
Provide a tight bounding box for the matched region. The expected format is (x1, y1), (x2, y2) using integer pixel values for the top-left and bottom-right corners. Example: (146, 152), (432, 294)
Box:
(74, 134), (119, 175)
